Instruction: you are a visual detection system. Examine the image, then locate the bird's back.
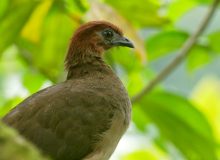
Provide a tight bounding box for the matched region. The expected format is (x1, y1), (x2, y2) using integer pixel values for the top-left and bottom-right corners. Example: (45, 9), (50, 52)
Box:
(3, 64), (131, 160)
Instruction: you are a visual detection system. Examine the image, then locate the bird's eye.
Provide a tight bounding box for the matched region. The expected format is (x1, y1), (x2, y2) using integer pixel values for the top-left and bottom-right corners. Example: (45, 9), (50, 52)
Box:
(102, 30), (113, 38)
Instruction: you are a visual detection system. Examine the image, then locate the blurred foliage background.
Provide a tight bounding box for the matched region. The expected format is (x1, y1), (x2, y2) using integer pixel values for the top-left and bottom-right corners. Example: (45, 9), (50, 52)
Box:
(0, 0), (220, 160)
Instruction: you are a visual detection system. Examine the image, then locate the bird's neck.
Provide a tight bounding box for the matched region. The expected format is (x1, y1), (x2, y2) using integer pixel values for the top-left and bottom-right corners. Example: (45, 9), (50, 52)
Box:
(66, 54), (112, 80)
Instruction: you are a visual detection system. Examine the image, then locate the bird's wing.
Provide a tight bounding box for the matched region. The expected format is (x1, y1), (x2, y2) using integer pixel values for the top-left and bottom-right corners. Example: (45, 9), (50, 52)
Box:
(3, 81), (115, 160)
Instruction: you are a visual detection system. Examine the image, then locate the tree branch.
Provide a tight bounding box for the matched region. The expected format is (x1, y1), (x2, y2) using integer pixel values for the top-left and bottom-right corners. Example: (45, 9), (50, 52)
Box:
(131, 0), (220, 103)
(0, 122), (50, 160)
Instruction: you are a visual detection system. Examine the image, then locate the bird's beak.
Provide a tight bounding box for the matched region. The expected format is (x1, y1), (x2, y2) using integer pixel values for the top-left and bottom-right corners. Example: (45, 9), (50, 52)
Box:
(112, 35), (134, 48)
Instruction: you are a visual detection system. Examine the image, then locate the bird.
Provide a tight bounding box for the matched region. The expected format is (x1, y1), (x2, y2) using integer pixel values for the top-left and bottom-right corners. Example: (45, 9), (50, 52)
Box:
(2, 21), (134, 160)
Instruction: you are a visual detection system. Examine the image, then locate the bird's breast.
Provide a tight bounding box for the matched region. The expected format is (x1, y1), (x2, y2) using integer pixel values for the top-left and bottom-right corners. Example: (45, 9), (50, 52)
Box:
(84, 107), (130, 160)
(75, 75), (131, 160)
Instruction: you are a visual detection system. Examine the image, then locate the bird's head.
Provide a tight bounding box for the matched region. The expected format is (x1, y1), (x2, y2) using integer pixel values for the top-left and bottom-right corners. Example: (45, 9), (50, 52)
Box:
(65, 21), (134, 70)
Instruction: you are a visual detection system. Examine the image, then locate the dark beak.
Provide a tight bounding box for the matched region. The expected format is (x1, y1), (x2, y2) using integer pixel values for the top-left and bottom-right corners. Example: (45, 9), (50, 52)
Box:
(112, 35), (134, 48)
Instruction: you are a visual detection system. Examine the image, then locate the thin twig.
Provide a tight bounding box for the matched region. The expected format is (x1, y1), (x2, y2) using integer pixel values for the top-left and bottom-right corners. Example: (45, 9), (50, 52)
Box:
(131, 0), (220, 103)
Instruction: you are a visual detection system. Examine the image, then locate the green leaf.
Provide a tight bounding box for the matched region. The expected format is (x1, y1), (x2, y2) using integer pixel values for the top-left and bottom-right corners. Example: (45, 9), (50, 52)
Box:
(186, 45), (211, 72)
(17, 8), (75, 81)
(62, 0), (89, 13)
(0, 1), (38, 55)
(209, 31), (220, 53)
(37, 9), (74, 79)
(22, 71), (45, 94)
(0, 0), (8, 18)
(104, 0), (169, 27)
(167, 0), (200, 22)
(167, 0), (212, 23)
(139, 91), (217, 160)
(106, 47), (139, 72)
(122, 150), (158, 160)
(0, 97), (23, 117)
(146, 31), (188, 60)
(132, 106), (151, 132)
(195, 0), (212, 3)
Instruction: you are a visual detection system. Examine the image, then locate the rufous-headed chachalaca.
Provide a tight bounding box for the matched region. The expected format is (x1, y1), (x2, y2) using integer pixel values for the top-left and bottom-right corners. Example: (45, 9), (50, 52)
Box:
(3, 21), (134, 160)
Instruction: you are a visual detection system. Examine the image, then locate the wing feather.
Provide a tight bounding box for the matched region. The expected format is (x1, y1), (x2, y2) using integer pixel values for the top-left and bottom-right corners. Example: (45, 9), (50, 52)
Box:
(3, 82), (114, 160)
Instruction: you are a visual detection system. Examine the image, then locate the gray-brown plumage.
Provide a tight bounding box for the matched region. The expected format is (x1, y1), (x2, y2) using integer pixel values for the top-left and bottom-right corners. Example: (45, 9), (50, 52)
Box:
(3, 21), (133, 160)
